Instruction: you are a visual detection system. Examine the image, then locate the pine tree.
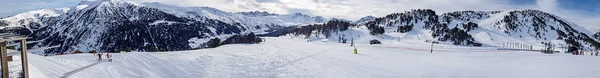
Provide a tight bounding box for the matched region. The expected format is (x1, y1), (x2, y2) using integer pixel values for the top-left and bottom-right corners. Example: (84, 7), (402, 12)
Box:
(205, 38), (221, 48)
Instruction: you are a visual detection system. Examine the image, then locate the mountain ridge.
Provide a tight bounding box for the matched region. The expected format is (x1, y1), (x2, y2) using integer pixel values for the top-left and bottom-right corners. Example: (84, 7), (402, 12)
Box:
(0, 0), (330, 53)
(286, 9), (600, 50)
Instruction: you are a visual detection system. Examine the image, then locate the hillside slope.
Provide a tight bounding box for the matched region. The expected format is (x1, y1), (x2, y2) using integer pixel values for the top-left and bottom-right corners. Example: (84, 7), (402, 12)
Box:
(287, 9), (600, 50)
(24, 37), (600, 78)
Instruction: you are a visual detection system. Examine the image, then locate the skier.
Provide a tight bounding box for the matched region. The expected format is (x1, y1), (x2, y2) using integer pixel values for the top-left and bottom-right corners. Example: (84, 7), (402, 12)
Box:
(338, 37), (341, 43)
(97, 52), (102, 61)
(353, 47), (358, 54)
(350, 38), (354, 47)
(106, 53), (112, 62)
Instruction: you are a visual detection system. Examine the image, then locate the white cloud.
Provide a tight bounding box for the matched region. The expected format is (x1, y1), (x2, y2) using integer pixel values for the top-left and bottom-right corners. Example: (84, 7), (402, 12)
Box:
(536, 0), (558, 13)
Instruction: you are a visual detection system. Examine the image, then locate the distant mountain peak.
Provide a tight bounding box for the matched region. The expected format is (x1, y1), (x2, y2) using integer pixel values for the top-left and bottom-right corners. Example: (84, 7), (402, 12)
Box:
(330, 18), (352, 22)
(236, 11), (279, 16)
(291, 13), (311, 17)
(403, 9), (437, 15)
(355, 16), (376, 24)
(74, 0), (140, 11)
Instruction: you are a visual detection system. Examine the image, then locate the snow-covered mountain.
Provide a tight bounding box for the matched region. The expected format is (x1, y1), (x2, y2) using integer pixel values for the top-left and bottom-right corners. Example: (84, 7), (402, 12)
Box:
(354, 16), (376, 24)
(142, 2), (329, 34)
(2, 0), (599, 53)
(439, 9), (599, 50)
(0, 0), (331, 53)
(286, 9), (600, 50)
(0, 8), (70, 34)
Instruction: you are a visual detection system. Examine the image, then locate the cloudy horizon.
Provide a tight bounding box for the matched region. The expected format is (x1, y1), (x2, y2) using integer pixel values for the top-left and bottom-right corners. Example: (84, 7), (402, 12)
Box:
(1, 0), (599, 26)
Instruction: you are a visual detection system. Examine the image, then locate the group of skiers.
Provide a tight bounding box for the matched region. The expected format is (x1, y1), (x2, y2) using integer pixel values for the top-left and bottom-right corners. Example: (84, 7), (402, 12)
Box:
(96, 52), (112, 62)
(572, 50), (599, 56)
(569, 47), (599, 56)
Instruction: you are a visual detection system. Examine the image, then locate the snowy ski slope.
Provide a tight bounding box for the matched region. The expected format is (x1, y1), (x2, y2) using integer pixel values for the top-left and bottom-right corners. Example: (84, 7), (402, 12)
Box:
(20, 37), (600, 78)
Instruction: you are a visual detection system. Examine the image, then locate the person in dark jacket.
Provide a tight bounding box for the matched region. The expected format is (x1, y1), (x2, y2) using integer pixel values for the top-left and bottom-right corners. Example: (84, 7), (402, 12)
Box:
(568, 47), (578, 55)
(98, 52), (102, 61)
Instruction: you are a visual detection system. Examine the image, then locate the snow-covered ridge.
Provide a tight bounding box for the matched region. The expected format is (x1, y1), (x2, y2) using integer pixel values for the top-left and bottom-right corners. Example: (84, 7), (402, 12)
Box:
(74, 0), (141, 11)
(0, 0), (333, 53)
(354, 16), (376, 24)
(0, 8), (70, 31)
(2, 0), (331, 33)
(2, 0), (598, 53)
(141, 2), (329, 29)
(235, 11), (279, 17)
(292, 9), (600, 50)
(2, 8), (70, 21)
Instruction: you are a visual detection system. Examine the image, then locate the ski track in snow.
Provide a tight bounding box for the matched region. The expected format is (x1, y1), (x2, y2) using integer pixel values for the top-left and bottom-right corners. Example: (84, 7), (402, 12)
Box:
(61, 60), (103, 78)
(22, 37), (600, 78)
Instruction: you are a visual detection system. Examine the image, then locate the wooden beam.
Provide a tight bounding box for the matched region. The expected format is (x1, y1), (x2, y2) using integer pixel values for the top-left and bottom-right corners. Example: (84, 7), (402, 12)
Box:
(20, 40), (28, 78)
(1, 41), (7, 78)
(0, 37), (27, 42)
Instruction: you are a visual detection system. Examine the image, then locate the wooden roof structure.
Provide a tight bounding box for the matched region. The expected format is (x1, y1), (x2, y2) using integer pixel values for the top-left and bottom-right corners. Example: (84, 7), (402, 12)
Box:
(0, 33), (27, 42)
(0, 33), (29, 78)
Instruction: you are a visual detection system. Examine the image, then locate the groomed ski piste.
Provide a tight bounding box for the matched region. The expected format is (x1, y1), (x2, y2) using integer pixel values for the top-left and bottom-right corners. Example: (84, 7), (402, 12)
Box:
(11, 36), (597, 78)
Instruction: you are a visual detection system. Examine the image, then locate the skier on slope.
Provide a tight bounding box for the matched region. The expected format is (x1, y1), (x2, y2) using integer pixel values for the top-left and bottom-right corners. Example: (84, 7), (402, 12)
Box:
(350, 38), (354, 47)
(106, 53), (112, 62)
(98, 52), (102, 61)
(354, 47), (358, 54)
(106, 53), (110, 58)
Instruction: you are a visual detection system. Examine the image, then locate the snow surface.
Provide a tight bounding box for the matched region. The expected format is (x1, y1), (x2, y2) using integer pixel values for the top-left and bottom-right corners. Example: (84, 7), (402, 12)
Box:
(187, 37), (211, 48)
(149, 20), (179, 26)
(22, 37), (600, 78)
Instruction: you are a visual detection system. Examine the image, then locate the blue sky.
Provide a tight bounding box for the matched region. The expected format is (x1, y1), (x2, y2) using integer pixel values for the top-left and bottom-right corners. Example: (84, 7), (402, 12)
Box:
(558, 0), (600, 15)
(0, 0), (599, 25)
